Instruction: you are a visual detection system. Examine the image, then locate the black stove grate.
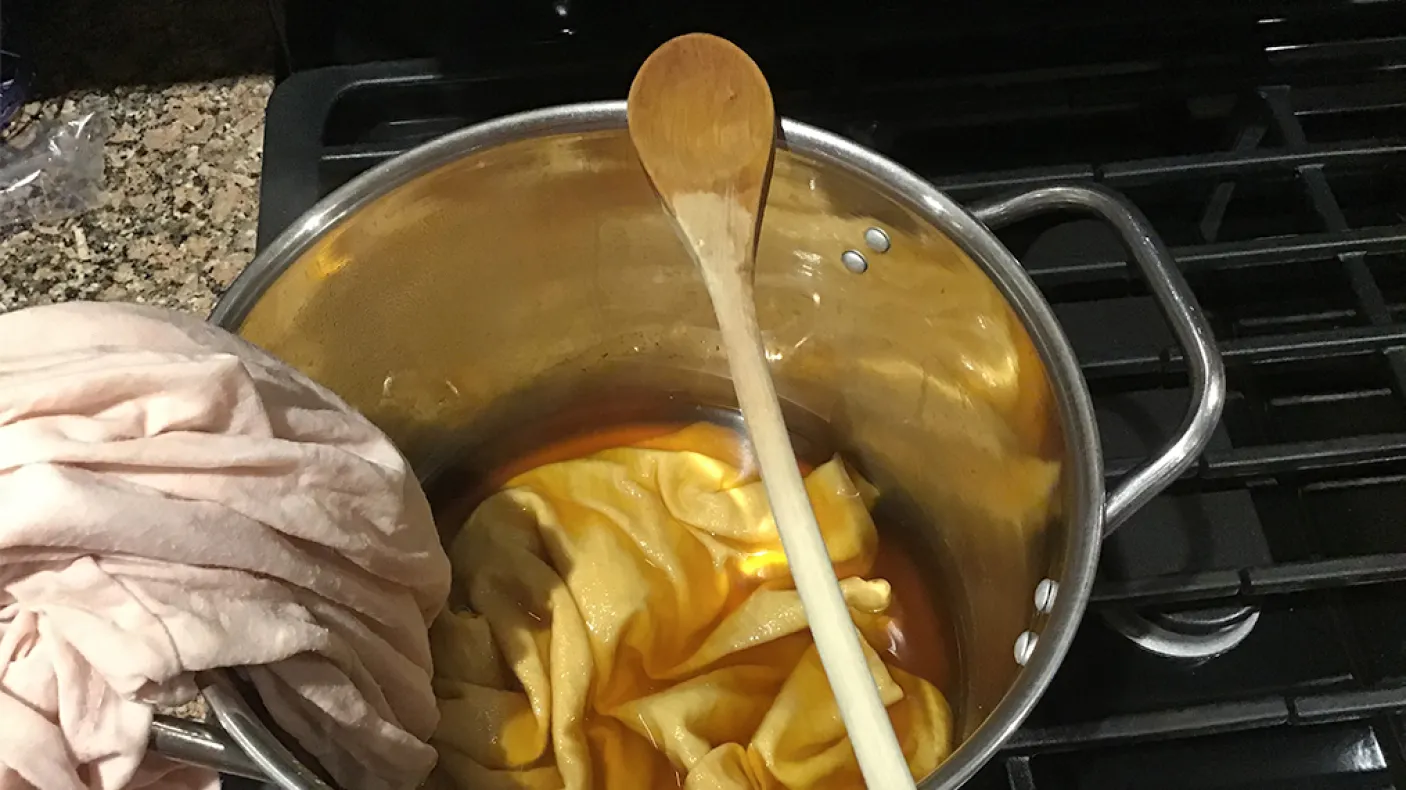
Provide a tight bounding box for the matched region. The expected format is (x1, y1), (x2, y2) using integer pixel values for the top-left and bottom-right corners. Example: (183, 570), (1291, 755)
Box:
(255, 4), (1406, 786)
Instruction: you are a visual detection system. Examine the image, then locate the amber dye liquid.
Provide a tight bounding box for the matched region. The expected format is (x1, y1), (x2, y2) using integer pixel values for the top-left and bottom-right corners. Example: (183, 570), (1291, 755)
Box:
(423, 376), (959, 785)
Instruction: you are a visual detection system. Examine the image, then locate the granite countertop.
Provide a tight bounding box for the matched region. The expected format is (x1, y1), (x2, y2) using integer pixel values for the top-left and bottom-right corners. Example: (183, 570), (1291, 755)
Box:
(0, 74), (274, 728)
(0, 75), (273, 315)
(1, 71), (278, 724)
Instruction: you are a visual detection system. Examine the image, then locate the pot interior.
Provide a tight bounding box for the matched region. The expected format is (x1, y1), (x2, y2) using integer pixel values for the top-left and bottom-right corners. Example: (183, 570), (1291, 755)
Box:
(233, 127), (1069, 750)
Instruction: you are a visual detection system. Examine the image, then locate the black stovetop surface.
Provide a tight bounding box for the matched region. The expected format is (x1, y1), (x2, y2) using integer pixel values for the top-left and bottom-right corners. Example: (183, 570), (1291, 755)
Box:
(260, 2), (1406, 786)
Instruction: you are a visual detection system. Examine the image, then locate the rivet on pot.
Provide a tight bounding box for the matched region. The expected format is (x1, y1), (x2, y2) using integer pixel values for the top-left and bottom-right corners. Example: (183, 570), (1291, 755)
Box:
(863, 227), (891, 253)
(840, 249), (869, 274)
(1014, 631), (1039, 666)
(1034, 579), (1059, 614)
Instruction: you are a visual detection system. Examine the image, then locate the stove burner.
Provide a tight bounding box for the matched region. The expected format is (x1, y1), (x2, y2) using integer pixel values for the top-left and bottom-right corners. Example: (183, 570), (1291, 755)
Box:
(1102, 604), (1260, 660)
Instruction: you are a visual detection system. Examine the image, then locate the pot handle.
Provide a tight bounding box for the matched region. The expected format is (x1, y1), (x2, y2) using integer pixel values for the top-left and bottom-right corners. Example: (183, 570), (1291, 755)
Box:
(148, 669), (327, 790)
(968, 184), (1227, 536)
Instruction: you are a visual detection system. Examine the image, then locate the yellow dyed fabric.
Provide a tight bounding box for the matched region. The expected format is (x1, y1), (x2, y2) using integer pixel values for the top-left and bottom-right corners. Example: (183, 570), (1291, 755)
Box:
(429, 424), (952, 790)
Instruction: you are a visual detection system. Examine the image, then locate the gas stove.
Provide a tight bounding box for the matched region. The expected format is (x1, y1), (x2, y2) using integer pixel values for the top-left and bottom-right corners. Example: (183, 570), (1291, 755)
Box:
(257, 2), (1406, 786)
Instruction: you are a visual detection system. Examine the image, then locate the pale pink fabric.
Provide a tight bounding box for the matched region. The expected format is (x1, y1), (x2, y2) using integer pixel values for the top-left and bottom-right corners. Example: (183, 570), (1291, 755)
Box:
(0, 302), (451, 790)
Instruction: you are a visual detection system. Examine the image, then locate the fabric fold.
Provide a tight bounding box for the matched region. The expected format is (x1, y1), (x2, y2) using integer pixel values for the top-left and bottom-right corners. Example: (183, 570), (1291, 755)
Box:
(430, 424), (954, 790)
(0, 302), (451, 790)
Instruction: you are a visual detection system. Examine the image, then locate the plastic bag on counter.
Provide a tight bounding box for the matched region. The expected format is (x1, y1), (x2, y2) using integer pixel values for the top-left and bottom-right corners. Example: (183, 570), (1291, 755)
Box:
(0, 111), (108, 228)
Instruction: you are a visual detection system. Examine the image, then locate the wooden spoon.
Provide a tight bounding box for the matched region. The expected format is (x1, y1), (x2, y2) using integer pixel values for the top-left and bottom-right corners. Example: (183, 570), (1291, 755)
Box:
(628, 33), (917, 790)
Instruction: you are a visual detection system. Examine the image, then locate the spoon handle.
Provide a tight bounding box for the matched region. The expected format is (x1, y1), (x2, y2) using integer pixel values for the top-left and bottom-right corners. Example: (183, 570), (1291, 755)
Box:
(698, 265), (918, 790)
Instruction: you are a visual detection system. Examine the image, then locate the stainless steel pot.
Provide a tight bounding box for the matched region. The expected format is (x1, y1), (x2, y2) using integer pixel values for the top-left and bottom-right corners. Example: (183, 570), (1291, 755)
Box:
(155, 101), (1225, 789)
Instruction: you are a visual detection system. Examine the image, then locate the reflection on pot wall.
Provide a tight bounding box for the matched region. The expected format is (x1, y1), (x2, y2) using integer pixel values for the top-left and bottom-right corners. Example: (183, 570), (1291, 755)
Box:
(236, 128), (1065, 742)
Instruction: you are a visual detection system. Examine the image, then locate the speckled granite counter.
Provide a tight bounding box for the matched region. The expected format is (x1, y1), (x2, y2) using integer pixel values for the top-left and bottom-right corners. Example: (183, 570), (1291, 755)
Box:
(0, 75), (273, 315)
(0, 74), (277, 724)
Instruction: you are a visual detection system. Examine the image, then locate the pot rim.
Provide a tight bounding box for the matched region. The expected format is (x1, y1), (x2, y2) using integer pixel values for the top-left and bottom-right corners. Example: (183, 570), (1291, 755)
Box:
(211, 100), (1104, 790)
